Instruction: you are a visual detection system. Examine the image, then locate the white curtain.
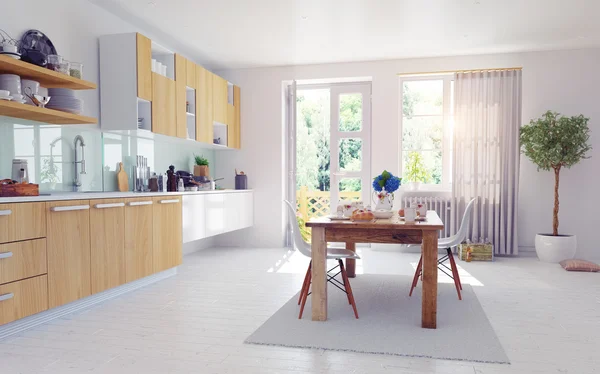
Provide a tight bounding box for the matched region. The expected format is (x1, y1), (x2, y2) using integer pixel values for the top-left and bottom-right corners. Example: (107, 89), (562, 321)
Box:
(452, 70), (522, 255)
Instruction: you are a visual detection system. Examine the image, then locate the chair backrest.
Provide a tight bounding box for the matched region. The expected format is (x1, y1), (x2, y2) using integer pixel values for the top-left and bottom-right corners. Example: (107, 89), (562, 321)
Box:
(447, 198), (477, 247)
(283, 200), (312, 257)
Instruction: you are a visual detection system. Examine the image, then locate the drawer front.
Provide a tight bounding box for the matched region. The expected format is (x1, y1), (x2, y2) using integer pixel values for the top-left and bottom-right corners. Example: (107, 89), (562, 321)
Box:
(0, 275), (48, 325)
(0, 239), (47, 285)
(0, 202), (46, 244)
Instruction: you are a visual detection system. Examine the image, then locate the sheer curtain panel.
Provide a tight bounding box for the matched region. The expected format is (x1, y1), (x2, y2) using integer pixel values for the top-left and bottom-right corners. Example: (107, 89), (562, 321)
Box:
(452, 70), (522, 255)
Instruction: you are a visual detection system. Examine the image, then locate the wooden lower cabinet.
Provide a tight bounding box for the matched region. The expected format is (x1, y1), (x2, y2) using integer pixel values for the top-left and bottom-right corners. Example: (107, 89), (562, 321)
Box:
(124, 198), (154, 282)
(90, 199), (126, 294)
(46, 200), (91, 309)
(0, 239), (47, 285)
(0, 275), (48, 325)
(152, 196), (182, 272)
(0, 202), (46, 244)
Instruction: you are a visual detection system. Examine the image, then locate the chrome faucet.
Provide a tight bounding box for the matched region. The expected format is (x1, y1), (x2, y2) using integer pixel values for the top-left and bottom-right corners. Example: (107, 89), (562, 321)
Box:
(73, 135), (86, 192)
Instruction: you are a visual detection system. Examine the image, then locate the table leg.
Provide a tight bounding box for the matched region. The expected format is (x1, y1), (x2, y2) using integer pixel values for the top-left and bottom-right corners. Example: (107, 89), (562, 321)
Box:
(345, 242), (356, 278)
(311, 227), (327, 321)
(421, 230), (438, 329)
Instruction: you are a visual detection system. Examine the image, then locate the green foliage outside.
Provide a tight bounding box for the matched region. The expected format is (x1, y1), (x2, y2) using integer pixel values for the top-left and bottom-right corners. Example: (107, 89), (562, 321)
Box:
(402, 81), (443, 184)
(40, 157), (59, 184)
(520, 111), (592, 235)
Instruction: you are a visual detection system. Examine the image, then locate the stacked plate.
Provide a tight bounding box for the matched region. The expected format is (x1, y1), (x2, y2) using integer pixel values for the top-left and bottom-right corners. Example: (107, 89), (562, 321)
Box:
(47, 88), (83, 115)
(0, 74), (22, 99)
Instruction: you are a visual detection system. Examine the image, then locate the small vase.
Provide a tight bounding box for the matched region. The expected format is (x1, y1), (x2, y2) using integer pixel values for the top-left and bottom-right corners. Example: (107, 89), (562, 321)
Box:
(374, 190), (394, 211)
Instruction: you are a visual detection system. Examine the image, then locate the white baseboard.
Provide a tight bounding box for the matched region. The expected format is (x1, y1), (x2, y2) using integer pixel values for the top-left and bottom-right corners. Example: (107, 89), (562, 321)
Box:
(0, 268), (177, 340)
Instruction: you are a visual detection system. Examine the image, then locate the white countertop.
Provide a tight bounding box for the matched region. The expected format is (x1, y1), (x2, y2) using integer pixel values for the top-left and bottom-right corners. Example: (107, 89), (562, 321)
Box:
(0, 189), (253, 204)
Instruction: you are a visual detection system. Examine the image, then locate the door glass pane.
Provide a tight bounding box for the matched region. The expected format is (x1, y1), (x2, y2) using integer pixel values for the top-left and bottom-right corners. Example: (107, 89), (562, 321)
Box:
(339, 178), (362, 201)
(402, 150), (442, 185)
(339, 93), (362, 132)
(339, 138), (362, 172)
(296, 89), (331, 222)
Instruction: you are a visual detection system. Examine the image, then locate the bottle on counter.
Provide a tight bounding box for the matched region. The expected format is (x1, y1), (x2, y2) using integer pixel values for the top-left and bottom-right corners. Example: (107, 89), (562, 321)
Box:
(177, 178), (184, 192)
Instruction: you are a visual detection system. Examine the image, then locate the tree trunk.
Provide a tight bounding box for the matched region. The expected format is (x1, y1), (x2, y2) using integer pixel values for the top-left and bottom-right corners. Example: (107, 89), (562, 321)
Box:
(553, 166), (561, 236)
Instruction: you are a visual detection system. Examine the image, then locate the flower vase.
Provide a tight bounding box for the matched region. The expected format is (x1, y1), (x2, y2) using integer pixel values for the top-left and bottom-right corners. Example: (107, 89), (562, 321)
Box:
(374, 190), (394, 211)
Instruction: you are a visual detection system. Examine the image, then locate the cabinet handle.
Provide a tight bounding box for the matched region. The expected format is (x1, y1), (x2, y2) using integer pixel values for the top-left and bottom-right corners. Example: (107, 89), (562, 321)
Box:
(158, 199), (179, 204)
(0, 252), (13, 259)
(50, 205), (90, 212)
(0, 209), (12, 216)
(95, 203), (125, 209)
(0, 293), (14, 302)
(127, 201), (153, 206)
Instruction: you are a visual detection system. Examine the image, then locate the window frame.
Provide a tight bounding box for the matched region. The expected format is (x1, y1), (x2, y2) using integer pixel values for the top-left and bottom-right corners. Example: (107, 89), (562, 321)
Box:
(398, 74), (453, 192)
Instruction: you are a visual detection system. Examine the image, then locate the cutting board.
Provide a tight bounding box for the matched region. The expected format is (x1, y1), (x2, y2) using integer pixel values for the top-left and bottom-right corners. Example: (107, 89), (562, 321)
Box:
(117, 162), (129, 192)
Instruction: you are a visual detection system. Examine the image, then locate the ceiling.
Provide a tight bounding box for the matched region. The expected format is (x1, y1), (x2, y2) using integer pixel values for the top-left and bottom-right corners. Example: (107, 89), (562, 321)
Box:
(90, 0), (600, 70)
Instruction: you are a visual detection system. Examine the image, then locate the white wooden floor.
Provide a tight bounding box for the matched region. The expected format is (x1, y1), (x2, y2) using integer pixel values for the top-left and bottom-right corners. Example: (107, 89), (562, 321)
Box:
(1, 247), (598, 373)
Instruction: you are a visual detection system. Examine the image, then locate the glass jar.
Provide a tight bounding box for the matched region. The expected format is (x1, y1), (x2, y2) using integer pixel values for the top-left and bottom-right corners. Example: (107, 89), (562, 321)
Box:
(58, 61), (70, 75)
(46, 54), (63, 71)
(69, 62), (83, 79)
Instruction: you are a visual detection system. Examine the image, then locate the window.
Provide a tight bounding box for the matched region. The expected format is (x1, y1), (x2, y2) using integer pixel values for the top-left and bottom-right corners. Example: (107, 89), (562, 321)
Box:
(400, 75), (454, 189)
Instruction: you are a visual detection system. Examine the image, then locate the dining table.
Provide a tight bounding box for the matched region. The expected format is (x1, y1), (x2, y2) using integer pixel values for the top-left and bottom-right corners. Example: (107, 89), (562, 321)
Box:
(305, 210), (444, 329)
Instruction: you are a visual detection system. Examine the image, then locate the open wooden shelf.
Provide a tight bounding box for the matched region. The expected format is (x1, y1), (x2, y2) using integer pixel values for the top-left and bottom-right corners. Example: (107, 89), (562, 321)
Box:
(0, 100), (97, 124)
(0, 55), (96, 90)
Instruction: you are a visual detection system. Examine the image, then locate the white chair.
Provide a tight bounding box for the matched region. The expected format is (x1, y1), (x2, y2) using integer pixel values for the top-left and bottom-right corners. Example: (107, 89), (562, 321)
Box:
(409, 198), (476, 300)
(284, 200), (360, 319)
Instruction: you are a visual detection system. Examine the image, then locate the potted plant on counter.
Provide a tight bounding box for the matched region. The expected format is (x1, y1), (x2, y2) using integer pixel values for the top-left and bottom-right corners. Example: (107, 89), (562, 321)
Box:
(520, 111), (592, 263)
(194, 155), (209, 177)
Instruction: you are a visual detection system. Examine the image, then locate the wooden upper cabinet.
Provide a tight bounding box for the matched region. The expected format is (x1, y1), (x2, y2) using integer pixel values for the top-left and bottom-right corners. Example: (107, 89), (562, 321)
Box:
(174, 54), (187, 139)
(234, 85), (241, 149)
(212, 74), (228, 124)
(136, 33), (153, 101)
(196, 65), (214, 144)
(227, 103), (236, 148)
(186, 59), (196, 88)
(90, 199), (126, 294)
(152, 197), (182, 273)
(124, 198), (154, 283)
(46, 200), (91, 309)
(152, 72), (177, 137)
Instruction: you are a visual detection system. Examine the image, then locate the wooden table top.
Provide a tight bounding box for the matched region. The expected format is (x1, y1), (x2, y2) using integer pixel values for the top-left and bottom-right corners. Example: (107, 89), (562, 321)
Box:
(305, 210), (444, 231)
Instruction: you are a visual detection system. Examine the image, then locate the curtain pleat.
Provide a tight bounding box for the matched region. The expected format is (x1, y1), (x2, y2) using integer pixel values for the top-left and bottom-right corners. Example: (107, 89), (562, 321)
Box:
(452, 70), (521, 255)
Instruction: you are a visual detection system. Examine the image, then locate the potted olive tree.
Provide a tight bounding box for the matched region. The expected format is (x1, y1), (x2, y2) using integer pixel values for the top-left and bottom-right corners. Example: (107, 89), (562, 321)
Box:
(404, 151), (430, 190)
(520, 111), (591, 262)
(194, 155), (209, 177)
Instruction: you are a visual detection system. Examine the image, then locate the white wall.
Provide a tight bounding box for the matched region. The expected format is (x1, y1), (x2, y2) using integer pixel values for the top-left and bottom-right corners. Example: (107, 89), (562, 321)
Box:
(215, 49), (600, 261)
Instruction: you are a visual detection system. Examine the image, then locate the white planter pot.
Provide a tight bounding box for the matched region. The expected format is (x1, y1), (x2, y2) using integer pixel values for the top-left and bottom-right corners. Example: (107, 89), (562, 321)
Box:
(534, 234), (577, 263)
(406, 182), (421, 191)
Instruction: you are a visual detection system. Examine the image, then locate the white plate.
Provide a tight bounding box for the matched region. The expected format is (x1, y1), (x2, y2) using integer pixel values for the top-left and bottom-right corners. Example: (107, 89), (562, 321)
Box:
(0, 95), (13, 101)
(327, 215), (350, 220)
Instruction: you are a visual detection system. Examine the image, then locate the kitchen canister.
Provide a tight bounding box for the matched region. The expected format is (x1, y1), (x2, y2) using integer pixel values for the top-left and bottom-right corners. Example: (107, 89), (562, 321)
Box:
(235, 169), (248, 190)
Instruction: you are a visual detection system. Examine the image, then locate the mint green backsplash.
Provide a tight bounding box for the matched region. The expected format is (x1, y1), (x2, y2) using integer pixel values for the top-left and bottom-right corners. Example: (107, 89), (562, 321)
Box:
(0, 117), (215, 193)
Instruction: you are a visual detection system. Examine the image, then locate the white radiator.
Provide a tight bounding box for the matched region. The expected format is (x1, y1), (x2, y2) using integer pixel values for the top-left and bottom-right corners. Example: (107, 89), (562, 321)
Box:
(400, 196), (453, 238)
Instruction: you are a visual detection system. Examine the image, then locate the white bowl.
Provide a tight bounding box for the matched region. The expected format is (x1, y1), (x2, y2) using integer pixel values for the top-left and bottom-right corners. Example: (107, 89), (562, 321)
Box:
(0, 89), (9, 97)
(373, 210), (394, 219)
(11, 93), (23, 101)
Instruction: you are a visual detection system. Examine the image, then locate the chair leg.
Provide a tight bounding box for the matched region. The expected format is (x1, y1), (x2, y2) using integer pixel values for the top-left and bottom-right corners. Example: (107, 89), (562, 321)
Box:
(338, 260), (352, 305)
(339, 260), (359, 319)
(448, 251), (463, 290)
(298, 261), (312, 305)
(409, 255), (423, 297)
(298, 263), (312, 319)
(446, 248), (462, 300)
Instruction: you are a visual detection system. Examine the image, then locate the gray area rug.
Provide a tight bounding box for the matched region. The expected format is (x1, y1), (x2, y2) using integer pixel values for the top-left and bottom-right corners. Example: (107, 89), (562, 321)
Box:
(246, 274), (509, 364)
